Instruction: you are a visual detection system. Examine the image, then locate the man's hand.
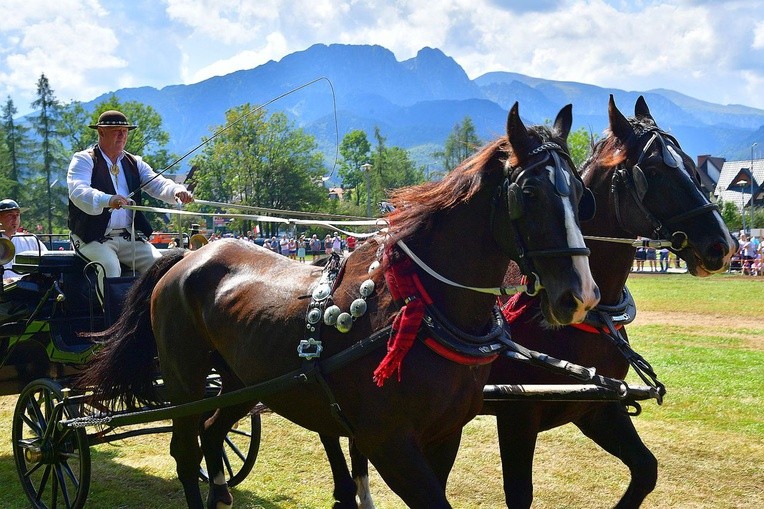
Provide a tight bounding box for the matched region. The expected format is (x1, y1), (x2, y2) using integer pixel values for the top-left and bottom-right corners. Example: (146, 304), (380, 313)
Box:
(175, 190), (194, 204)
(109, 195), (129, 209)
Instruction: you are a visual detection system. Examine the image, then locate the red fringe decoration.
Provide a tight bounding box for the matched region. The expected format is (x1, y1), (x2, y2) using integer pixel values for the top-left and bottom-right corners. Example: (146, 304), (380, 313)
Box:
(373, 248), (427, 387)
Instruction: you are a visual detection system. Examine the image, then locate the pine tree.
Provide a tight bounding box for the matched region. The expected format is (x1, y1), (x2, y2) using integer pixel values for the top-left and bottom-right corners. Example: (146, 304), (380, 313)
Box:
(1, 96), (33, 200)
(29, 74), (67, 233)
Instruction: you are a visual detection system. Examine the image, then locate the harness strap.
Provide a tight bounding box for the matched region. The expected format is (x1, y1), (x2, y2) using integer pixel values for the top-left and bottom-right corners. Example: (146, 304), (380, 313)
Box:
(593, 311), (666, 403)
(304, 362), (356, 435)
(65, 326), (393, 430)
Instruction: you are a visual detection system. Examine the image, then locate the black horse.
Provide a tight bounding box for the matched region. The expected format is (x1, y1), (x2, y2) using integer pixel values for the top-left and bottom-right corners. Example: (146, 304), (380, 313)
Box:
(78, 103), (598, 509)
(318, 95), (736, 508)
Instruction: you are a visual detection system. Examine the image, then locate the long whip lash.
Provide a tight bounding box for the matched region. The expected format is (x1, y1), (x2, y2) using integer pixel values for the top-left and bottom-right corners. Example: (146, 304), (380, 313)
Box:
(127, 76), (340, 200)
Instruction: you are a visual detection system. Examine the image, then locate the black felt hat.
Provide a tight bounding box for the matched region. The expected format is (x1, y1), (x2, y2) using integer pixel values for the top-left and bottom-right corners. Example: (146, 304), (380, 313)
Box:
(89, 110), (138, 130)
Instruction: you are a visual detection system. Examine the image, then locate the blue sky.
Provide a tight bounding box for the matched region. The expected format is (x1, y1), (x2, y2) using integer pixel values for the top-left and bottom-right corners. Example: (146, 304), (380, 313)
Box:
(2, 0), (763, 116)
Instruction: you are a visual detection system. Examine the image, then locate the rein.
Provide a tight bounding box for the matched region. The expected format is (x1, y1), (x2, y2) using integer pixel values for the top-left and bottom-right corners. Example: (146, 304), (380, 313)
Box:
(396, 239), (541, 296)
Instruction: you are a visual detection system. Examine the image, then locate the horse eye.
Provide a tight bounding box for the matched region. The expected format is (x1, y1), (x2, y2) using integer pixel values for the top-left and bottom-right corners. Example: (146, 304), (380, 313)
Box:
(522, 187), (536, 199)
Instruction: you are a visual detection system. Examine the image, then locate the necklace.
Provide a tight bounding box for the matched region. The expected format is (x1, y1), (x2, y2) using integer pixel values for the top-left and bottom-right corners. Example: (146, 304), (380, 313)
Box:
(110, 164), (119, 177)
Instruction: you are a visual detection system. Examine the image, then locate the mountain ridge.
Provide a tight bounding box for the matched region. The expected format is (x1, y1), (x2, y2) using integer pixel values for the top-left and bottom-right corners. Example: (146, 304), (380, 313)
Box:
(82, 43), (764, 171)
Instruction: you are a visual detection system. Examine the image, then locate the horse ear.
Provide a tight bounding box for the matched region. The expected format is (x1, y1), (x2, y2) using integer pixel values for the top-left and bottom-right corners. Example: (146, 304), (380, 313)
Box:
(634, 95), (653, 121)
(507, 102), (532, 161)
(553, 104), (573, 141)
(608, 94), (634, 143)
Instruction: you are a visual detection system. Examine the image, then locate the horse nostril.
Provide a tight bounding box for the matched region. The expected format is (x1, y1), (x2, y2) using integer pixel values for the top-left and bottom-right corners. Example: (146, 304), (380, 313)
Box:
(589, 287), (601, 310)
(557, 292), (579, 315)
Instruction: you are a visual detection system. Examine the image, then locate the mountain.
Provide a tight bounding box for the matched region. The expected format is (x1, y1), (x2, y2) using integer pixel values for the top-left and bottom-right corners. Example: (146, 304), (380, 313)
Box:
(83, 43), (764, 173)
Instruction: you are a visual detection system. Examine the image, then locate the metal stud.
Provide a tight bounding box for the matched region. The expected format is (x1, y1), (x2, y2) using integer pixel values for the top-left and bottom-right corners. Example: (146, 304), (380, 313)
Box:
(336, 312), (353, 333)
(359, 279), (375, 298)
(368, 260), (380, 274)
(307, 307), (322, 324)
(323, 305), (341, 326)
(312, 283), (332, 302)
(350, 298), (367, 318)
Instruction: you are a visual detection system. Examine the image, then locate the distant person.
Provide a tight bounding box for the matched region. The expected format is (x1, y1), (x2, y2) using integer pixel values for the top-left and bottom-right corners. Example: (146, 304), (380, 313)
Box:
(309, 234), (321, 259)
(346, 235), (357, 252)
(297, 235), (307, 262)
(0, 199), (48, 282)
(67, 110), (193, 303)
(659, 247), (669, 272)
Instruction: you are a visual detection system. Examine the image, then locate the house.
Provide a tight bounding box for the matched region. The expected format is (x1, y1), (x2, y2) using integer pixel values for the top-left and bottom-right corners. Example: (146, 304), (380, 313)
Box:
(713, 158), (763, 215)
(696, 155), (725, 196)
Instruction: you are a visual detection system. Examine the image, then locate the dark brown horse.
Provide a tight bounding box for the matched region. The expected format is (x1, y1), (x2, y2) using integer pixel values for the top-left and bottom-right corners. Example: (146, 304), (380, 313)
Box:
(78, 102), (599, 509)
(320, 95), (737, 508)
(485, 95), (736, 508)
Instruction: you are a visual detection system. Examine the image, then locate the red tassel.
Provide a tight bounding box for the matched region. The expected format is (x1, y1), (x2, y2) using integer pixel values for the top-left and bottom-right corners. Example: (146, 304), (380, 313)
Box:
(373, 298), (425, 386)
(373, 248), (427, 387)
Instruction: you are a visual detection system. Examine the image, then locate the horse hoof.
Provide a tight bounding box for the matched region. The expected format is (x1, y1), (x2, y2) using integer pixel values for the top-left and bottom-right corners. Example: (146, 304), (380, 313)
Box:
(207, 483), (233, 509)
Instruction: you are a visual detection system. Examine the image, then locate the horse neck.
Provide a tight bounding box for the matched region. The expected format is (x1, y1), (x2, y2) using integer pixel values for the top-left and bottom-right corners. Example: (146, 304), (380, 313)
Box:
(407, 206), (510, 334)
(582, 166), (636, 305)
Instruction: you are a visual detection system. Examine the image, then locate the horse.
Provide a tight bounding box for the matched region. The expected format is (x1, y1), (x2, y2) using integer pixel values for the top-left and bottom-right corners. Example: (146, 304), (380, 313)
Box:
(319, 95), (737, 508)
(78, 102), (600, 509)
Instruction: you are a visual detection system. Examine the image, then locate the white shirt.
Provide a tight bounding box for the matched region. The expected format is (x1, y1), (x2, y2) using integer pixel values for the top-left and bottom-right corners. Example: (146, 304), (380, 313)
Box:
(67, 147), (186, 231)
(2, 233), (49, 280)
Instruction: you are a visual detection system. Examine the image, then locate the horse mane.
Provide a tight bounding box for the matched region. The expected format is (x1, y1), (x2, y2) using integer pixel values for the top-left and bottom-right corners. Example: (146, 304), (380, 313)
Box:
(385, 125), (558, 245)
(582, 116), (658, 175)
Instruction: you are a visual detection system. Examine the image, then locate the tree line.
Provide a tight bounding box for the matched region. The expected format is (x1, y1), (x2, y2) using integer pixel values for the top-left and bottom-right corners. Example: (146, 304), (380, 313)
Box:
(11, 73), (741, 239)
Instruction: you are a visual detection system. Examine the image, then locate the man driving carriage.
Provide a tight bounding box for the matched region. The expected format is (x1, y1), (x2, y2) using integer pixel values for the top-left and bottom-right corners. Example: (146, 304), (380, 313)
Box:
(66, 110), (193, 304)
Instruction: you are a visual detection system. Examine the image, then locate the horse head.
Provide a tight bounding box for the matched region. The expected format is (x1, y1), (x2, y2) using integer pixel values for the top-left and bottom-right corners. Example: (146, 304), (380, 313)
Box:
(596, 94), (736, 276)
(493, 102), (599, 325)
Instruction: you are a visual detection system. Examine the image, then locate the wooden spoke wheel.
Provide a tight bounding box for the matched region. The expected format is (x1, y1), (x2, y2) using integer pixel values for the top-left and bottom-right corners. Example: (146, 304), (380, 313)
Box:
(12, 378), (91, 509)
(199, 411), (261, 487)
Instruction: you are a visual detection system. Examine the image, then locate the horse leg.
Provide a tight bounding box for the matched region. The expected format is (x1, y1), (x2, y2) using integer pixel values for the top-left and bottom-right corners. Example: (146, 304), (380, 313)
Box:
(319, 434), (358, 509)
(423, 430), (463, 489)
(574, 403), (657, 509)
(200, 402), (254, 509)
(171, 414), (206, 509)
(349, 437), (375, 509)
(362, 435), (452, 508)
(496, 406), (542, 509)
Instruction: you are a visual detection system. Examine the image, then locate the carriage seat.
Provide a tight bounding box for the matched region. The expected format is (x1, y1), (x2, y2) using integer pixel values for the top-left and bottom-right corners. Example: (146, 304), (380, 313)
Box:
(12, 250), (84, 275)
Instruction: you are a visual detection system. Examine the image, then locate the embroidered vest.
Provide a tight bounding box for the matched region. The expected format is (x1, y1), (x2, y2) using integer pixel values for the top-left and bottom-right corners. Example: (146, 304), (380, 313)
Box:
(68, 146), (153, 243)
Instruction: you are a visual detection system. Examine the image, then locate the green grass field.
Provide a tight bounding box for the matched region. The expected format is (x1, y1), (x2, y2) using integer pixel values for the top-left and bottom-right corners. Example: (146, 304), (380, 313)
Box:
(0, 273), (761, 508)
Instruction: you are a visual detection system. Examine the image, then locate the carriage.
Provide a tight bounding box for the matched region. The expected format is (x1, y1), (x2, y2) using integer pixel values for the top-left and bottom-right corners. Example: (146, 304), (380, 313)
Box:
(0, 245), (261, 509)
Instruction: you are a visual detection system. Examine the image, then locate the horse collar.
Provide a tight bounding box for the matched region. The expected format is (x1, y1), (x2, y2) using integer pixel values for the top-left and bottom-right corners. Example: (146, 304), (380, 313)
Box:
(576, 286), (637, 333)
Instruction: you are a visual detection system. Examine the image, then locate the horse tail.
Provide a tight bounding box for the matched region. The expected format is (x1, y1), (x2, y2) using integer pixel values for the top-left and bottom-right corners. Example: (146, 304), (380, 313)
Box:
(76, 249), (187, 409)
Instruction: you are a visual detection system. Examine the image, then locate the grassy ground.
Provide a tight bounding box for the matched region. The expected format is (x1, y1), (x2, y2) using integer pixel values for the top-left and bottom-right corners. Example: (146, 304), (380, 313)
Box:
(0, 273), (761, 508)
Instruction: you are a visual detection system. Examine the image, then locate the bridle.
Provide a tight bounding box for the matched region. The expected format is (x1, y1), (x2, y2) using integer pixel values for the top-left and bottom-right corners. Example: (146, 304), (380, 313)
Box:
(492, 141), (593, 283)
(391, 141), (593, 299)
(611, 127), (719, 252)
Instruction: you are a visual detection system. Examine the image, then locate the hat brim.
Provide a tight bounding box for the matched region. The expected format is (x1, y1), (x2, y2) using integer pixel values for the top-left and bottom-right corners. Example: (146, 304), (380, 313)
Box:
(89, 124), (138, 130)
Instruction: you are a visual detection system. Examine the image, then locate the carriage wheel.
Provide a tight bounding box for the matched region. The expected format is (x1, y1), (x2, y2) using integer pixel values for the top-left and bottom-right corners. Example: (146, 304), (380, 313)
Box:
(198, 410), (261, 487)
(12, 378), (91, 509)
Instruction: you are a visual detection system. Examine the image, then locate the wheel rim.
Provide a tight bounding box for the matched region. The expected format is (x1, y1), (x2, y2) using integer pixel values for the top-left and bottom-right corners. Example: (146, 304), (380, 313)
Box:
(13, 379), (91, 509)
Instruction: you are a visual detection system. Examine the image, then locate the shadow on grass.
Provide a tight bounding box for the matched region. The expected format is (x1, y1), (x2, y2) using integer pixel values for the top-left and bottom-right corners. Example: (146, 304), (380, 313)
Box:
(0, 448), (294, 509)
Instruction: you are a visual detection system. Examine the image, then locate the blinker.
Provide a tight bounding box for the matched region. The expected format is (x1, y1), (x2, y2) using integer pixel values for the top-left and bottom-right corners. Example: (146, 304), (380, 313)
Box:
(551, 152), (571, 197)
(657, 135), (679, 169)
(506, 182), (523, 220)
